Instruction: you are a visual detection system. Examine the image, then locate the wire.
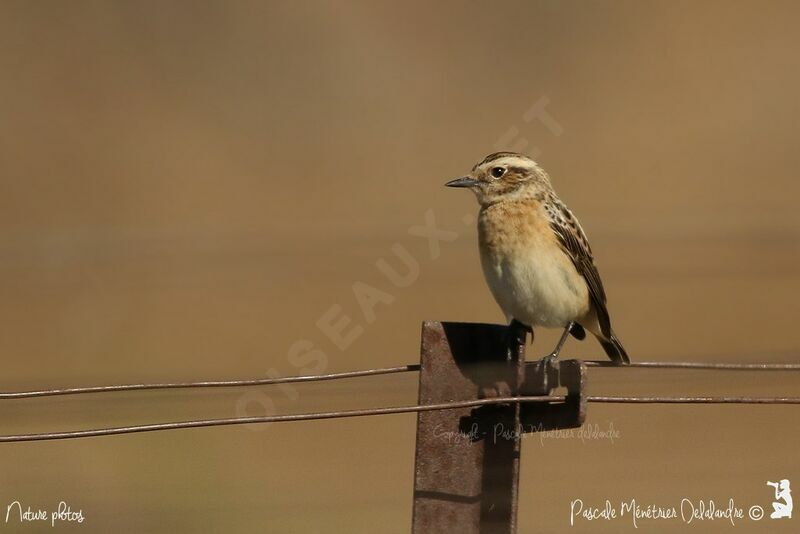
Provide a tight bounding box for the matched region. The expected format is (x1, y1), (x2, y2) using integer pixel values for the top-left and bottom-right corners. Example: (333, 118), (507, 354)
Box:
(0, 395), (559, 443)
(3, 395), (800, 443)
(588, 396), (800, 404)
(0, 364), (421, 400)
(586, 361), (800, 370)
(4, 359), (799, 400)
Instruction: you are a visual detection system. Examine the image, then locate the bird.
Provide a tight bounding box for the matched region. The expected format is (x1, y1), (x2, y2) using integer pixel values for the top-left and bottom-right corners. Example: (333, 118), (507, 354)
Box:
(446, 152), (629, 364)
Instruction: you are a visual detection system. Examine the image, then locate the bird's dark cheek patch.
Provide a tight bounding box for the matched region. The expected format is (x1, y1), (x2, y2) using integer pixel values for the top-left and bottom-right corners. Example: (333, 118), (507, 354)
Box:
(493, 182), (522, 195)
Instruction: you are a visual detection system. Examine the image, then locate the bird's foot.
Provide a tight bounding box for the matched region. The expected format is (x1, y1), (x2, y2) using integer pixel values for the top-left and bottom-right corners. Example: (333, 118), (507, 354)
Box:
(541, 352), (560, 366)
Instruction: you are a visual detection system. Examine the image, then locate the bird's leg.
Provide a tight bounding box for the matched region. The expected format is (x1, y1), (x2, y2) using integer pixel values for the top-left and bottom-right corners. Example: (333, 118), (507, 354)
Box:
(508, 319), (532, 346)
(542, 322), (574, 364)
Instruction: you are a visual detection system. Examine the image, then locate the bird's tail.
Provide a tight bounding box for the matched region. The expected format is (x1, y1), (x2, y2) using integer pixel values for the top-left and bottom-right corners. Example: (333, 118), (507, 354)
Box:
(600, 330), (630, 365)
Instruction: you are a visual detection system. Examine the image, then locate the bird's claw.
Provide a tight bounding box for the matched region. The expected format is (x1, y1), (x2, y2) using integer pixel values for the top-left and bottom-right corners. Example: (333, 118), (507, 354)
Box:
(541, 352), (559, 366)
(507, 319), (532, 347)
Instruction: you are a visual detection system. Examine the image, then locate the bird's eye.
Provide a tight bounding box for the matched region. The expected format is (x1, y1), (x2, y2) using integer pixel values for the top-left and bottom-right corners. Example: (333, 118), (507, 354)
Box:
(490, 167), (506, 179)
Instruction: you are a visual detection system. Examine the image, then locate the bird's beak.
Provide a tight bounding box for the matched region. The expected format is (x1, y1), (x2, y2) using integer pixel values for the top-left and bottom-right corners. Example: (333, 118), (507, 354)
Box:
(445, 176), (479, 188)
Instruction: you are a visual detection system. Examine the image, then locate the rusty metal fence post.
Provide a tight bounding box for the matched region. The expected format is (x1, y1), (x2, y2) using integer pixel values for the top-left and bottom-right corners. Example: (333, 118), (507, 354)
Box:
(411, 321), (586, 534)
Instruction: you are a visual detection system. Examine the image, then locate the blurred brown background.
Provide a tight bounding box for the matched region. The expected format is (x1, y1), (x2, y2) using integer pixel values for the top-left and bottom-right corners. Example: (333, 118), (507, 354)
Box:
(1, 1), (799, 532)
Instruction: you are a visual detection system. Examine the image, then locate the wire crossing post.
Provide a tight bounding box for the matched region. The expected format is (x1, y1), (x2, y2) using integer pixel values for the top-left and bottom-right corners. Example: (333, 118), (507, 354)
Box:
(411, 321), (586, 534)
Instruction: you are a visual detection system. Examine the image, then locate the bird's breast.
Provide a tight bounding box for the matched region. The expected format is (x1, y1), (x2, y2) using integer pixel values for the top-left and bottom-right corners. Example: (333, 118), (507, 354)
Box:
(477, 201), (589, 327)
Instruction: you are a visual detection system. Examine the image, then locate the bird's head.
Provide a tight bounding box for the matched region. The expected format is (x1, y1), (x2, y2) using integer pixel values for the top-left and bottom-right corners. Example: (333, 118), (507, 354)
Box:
(446, 152), (551, 206)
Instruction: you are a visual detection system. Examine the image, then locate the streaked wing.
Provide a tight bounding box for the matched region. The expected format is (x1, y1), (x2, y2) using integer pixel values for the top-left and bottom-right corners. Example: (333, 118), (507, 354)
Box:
(544, 198), (612, 338)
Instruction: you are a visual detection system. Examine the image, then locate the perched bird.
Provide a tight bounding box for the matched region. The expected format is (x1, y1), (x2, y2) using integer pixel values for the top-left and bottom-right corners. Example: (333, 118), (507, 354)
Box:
(446, 152), (629, 364)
